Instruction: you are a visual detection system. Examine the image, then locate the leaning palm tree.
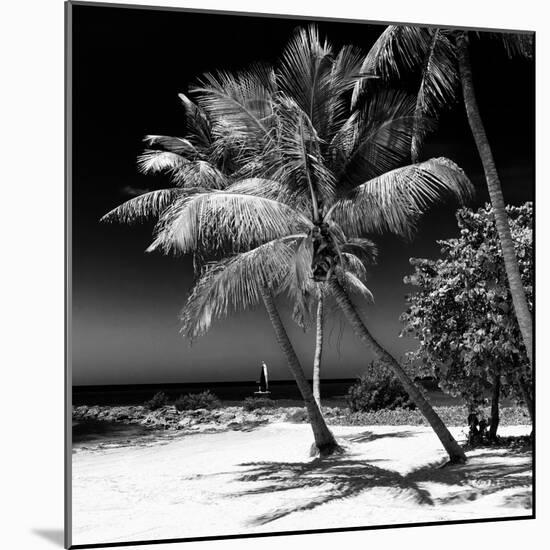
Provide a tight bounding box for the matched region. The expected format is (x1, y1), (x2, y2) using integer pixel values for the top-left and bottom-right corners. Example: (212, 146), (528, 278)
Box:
(105, 26), (472, 462)
(355, 26), (534, 370)
(103, 76), (347, 456)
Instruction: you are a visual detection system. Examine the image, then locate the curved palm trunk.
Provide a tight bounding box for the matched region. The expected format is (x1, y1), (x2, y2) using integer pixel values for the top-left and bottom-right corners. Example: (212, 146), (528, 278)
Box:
(312, 293), (324, 407)
(329, 279), (466, 463)
(259, 285), (340, 457)
(456, 31), (533, 367)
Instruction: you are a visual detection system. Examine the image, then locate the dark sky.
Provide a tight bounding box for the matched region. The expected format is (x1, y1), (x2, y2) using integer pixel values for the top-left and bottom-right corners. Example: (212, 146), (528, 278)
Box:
(70, 3), (534, 385)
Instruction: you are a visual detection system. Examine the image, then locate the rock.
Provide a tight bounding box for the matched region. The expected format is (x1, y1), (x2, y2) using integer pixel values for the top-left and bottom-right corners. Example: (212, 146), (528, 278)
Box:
(189, 408), (209, 416)
(86, 406), (100, 418)
(178, 417), (194, 428)
(218, 412), (236, 424)
(74, 405), (88, 417)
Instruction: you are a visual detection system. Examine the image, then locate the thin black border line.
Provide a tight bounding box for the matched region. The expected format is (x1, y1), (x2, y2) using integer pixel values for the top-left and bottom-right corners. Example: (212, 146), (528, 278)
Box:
(69, 515), (534, 549)
(65, 1), (74, 548)
(66, 0), (535, 34)
(530, 30), (537, 522)
(65, 1), (536, 548)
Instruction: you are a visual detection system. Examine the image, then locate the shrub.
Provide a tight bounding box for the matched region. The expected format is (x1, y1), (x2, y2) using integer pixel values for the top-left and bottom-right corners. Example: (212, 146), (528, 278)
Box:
(346, 362), (416, 412)
(243, 396), (275, 411)
(145, 391), (169, 411)
(174, 390), (221, 411)
(285, 408), (309, 423)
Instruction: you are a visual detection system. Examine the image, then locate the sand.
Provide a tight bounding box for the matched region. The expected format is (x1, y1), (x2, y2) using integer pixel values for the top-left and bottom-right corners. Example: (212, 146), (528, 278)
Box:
(71, 423), (532, 546)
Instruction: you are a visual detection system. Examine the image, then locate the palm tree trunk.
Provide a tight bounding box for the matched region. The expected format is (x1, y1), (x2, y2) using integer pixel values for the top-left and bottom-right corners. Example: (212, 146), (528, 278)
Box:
(456, 31), (533, 367)
(312, 293), (324, 407)
(259, 285), (340, 457)
(329, 279), (466, 463)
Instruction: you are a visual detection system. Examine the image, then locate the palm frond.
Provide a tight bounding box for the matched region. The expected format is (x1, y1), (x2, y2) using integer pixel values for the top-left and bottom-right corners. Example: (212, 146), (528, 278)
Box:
(170, 160), (229, 189)
(340, 252), (368, 282)
(329, 157), (474, 238)
(411, 30), (458, 160)
(485, 32), (534, 59)
(180, 238), (299, 339)
(268, 96), (336, 208)
(414, 30), (458, 118)
(143, 135), (199, 158)
(338, 269), (375, 302)
(352, 25), (434, 106)
(333, 87), (434, 187)
(276, 25), (334, 135)
(137, 149), (188, 175)
(280, 235), (316, 327)
(100, 188), (185, 224)
(341, 238), (378, 266)
(148, 191), (311, 255)
(191, 63), (275, 143)
(227, 177), (311, 210)
(178, 92), (212, 149)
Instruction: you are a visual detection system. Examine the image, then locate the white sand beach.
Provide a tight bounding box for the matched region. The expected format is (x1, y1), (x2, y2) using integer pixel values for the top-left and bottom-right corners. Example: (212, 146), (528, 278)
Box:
(72, 423), (532, 546)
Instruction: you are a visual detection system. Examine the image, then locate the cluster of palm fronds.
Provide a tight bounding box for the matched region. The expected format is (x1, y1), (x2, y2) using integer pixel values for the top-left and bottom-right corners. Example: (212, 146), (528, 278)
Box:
(103, 26), (472, 339)
(101, 24), (524, 460)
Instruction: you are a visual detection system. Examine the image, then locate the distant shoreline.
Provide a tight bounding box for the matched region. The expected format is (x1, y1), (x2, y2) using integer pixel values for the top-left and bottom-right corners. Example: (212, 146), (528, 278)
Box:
(73, 378), (360, 390)
(72, 402), (531, 445)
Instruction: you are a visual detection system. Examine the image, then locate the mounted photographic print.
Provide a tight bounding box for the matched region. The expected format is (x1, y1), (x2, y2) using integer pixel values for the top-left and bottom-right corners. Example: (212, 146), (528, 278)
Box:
(65, 1), (535, 547)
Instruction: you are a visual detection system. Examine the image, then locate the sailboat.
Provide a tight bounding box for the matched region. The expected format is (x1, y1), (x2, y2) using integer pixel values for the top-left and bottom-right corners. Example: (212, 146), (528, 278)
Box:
(254, 361), (271, 396)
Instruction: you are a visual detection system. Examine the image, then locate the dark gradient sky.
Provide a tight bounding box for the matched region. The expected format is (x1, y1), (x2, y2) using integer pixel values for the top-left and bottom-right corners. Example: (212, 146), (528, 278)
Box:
(71, 4), (534, 385)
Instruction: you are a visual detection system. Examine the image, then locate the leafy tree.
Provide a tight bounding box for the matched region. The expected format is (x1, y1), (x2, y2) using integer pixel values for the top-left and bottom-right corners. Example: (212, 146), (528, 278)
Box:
(401, 203), (533, 438)
(356, 26), (534, 369)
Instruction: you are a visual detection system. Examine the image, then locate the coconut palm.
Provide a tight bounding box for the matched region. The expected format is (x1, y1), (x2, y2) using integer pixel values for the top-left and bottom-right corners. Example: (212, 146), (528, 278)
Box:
(104, 26), (472, 462)
(355, 26), (534, 371)
(103, 85), (350, 456)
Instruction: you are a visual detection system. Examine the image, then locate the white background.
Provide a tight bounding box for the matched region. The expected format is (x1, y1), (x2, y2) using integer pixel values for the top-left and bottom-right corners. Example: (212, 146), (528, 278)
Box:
(1, 0), (547, 549)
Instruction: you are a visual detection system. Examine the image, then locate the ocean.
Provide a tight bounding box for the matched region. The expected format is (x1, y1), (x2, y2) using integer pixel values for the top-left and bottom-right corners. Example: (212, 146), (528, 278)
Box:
(72, 379), (357, 407)
(72, 378), (458, 407)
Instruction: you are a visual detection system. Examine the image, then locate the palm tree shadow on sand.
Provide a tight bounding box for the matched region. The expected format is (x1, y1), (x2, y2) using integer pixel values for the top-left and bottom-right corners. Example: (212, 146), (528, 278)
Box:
(342, 429), (418, 444)
(229, 437), (531, 527)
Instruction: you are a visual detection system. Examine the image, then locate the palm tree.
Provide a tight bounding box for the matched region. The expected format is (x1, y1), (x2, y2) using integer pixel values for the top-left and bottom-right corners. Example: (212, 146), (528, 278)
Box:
(356, 26), (534, 370)
(178, 234), (376, 456)
(103, 79), (350, 456)
(104, 26), (472, 462)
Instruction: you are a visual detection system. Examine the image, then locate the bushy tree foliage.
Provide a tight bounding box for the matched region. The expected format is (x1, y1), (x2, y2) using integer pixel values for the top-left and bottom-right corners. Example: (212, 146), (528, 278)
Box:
(346, 361), (416, 412)
(401, 203), (532, 431)
(145, 391), (169, 410)
(174, 391), (221, 411)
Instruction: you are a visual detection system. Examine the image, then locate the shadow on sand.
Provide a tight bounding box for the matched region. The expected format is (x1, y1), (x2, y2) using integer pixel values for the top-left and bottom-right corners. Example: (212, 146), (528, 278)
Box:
(342, 429), (418, 444)
(229, 432), (532, 527)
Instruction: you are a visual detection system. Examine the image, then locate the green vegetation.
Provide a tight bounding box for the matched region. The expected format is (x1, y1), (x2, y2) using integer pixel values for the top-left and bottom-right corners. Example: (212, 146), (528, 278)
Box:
(243, 396), (275, 411)
(402, 203), (533, 439)
(174, 391), (221, 411)
(144, 391), (169, 411)
(346, 362), (416, 412)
